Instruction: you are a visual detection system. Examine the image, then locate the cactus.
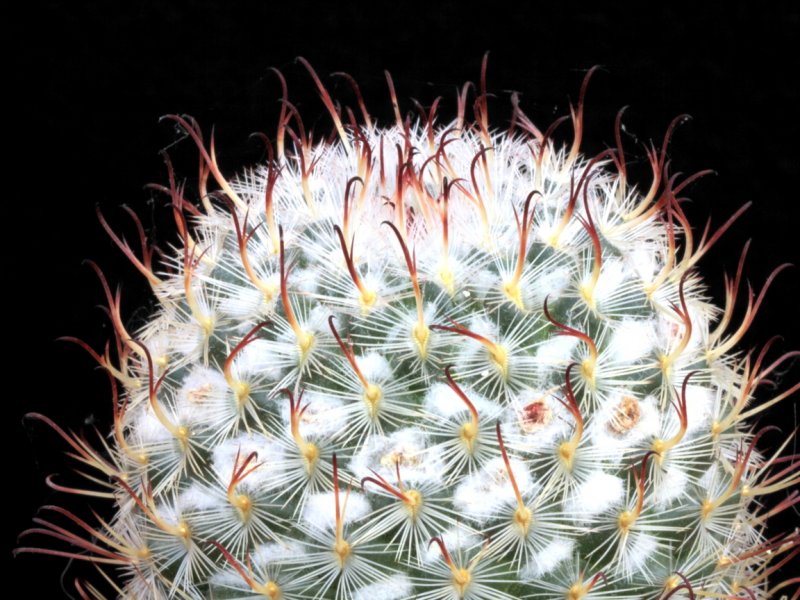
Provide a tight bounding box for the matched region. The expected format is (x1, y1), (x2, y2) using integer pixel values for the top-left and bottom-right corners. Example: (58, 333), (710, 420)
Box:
(16, 58), (799, 599)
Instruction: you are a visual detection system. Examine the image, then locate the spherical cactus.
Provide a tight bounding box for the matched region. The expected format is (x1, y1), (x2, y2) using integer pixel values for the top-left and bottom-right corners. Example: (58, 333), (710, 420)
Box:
(16, 58), (799, 599)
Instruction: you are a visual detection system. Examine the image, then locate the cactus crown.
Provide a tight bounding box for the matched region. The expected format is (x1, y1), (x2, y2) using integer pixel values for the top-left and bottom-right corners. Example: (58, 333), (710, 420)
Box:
(17, 58), (799, 599)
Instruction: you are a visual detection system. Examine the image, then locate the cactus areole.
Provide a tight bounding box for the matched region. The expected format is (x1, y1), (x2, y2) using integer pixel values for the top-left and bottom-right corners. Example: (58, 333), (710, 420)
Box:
(16, 57), (799, 599)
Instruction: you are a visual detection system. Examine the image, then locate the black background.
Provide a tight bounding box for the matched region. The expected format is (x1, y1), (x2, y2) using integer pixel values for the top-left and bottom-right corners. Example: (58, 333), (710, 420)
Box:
(8, 1), (799, 596)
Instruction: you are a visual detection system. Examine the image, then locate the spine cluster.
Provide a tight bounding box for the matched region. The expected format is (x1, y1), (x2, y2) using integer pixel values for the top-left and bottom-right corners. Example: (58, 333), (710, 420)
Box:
(17, 59), (799, 600)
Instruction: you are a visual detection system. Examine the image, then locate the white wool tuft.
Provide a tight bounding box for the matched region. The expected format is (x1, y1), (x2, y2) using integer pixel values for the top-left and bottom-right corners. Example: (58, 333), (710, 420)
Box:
(279, 390), (347, 440)
(209, 570), (242, 588)
(466, 315), (498, 340)
(567, 471), (624, 521)
(178, 484), (220, 512)
(211, 433), (285, 490)
(178, 366), (228, 400)
(349, 428), (441, 486)
(131, 404), (174, 444)
(653, 464), (689, 508)
(422, 527), (480, 564)
(251, 540), (307, 566)
(530, 265), (573, 305)
(629, 247), (659, 283)
(524, 538), (575, 577)
(609, 319), (657, 363)
(307, 305), (333, 332)
(353, 574), (414, 600)
(453, 457), (535, 523)
(357, 351), (392, 382)
(175, 366), (229, 425)
(302, 491), (370, 532)
(424, 382), (499, 419)
(232, 339), (282, 380)
(535, 334), (580, 373)
(292, 267), (319, 294)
